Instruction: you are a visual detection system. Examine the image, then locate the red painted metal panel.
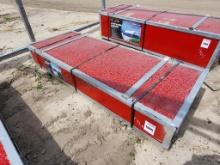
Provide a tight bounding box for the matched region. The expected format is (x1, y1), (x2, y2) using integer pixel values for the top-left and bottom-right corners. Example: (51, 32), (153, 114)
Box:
(139, 65), (200, 119)
(31, 52), (40, 64)
(32, 54), (75, 87)
(31, 53), (46, 69)
(197, 17), (220, 35)
(75, 77), (131, 122)
(61, 69), (76, 87)
(144, 25), (219, 67)
(132, 63), (172, 98)
(139, 24), (145, 48)
(150, 12), (202, 28)
(33, 31), (79, 49)
(118, 7), (161, 20)
(47, 37), (115, 68)
(37, 56), (47, 69)
(100, 15), (110, 38)
(134, 111), (165, 143)
(0, 143), (10, 165)
(78, 47), (160, 93)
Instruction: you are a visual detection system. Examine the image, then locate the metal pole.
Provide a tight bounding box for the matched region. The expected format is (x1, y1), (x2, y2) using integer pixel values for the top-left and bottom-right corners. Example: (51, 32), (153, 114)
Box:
(101, 0), (106, 10)
(0, 21), (100, 62)
(0, 47), (28, 62)
(15, 0), (36, 42)
(74, 21), (99, 32)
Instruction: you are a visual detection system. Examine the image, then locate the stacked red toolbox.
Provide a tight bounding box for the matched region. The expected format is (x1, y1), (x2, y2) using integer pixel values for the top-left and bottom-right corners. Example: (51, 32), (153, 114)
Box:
(144, 12), (220, 67)
(100, 5), (220, 66)
(100, 5), (162, 49)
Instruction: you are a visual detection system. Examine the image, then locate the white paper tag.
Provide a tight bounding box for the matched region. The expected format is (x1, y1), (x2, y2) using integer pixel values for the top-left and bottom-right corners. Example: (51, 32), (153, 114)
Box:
(144, 121), (156, 135)
(201, 39), (211, 49)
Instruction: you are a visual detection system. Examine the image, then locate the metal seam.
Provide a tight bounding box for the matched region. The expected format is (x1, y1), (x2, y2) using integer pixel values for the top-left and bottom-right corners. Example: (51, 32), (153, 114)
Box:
(72, 45), (119, 70)
(133, 61), (180, 103)
(147, 10), (168, 21)
(43, 35), (85, 51)
(123, 57), (169, 98)
(191, 16), (209, 30)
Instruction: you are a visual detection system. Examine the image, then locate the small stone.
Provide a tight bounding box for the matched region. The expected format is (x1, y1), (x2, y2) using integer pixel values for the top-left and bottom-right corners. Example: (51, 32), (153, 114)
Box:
(32, 154), (38, 159)
(41, 149), (46, 155)
(84, 110), (92, 118)
(207, 119), (212, 124)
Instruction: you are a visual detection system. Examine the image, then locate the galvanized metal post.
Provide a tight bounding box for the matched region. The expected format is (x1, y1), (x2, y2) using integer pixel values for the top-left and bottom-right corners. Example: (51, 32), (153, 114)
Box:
(101, 0), (106, 10)
(15, 0), (36, 42)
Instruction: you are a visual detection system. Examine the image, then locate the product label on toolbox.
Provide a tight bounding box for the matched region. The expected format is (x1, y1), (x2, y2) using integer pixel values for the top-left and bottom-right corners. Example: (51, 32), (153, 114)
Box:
(110, 17), (141, 45)
(201, 39), (211, 49)
(45, 60), (63, 80)
(144, 121), (156, 135)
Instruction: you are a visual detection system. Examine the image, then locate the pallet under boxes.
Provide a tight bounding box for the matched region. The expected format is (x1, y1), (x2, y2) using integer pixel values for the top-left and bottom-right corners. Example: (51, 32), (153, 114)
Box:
(27, 30), (215, 149)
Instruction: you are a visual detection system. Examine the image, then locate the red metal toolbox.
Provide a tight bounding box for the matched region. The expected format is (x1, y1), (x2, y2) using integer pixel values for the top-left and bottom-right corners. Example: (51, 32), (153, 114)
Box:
(0, 120), (23, 165)
(76, 46), (161, 122)
(28, 23), (219, 148)
(100, 5), (162, 49)
(30, 32), (116, 87)
(100, 5), (220, 67)
(196, 17), (220, 35)
(144, 12), (220, 68)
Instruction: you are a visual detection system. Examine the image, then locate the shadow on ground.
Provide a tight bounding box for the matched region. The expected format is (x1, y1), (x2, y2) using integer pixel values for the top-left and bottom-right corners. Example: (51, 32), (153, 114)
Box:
(0, 82), (77, 165)
(184, 154), (220, 165)
(175, 87), (220, 146)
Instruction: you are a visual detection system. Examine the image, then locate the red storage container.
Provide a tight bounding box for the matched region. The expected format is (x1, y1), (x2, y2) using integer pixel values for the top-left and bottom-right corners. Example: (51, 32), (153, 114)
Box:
(29, 7), (220, 148)
(100, 5), (162, 49)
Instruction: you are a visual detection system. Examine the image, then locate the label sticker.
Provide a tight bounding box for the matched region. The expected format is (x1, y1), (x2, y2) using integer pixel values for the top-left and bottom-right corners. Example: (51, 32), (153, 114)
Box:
(144, 121), (156, 136)
(110, 17), (141, 46)
(201, 39), (211, 49)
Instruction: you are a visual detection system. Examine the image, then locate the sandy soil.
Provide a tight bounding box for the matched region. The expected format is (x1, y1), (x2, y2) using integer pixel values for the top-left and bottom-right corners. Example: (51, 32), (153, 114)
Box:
(0, 3), (220, 165)
(1, 0), (220, 17)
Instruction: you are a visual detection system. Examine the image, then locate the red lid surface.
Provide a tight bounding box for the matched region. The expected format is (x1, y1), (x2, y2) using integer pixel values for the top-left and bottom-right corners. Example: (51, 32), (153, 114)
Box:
(138, 65), (200, 119)
(78, 47), (160, 93)
(196, 17), (220, 35)
(32, 31), (79, 49)
(132, 63), (172, 98)
(150, 12), (203, 28)
(118, 7), (161, 20)
(47, 37), (116, 68)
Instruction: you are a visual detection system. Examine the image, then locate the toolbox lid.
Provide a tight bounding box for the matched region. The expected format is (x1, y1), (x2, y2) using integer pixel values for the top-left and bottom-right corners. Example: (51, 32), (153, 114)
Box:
(46, 36), (116, 68)
(116, 6), (162, 21)
(78, 46), (160, 93)
(133, 63), (201, 119)
(196, 17), (220, 35)
(32, 31), (79, 49)
(149, 12), (203, 28)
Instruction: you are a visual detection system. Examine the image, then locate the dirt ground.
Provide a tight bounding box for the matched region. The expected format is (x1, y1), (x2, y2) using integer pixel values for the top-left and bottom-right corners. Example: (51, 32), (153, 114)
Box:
(0, 2), (220, 165)
(1, 0), (220, 16)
